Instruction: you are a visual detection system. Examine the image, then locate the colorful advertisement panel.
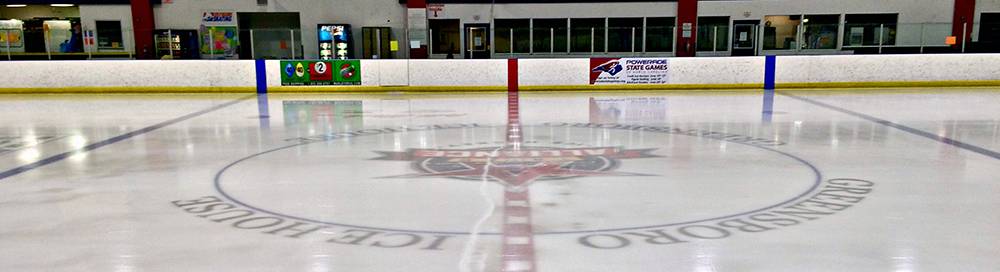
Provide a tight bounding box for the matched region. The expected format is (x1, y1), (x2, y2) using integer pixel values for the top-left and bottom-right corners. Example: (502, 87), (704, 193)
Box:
(200, 11), (238, 58)
(280, 60), (362, 86)
(590, 58), (670, 85)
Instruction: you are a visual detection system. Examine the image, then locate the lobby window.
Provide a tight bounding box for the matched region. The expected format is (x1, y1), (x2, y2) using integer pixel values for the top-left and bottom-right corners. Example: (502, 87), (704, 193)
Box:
(763, 15), (800, 50)
(608, 17), (643, 52)
(96, 21), (124, 50)
(844, 14), (897, 46)
(645, 17), (675, 52)
(533, 18), (567, 53)
(697, 16), (729, 51)
(802, 15), (839, 49)
(429, 19), (460, 54)
(571, 18), (605, 53)
(495, 19), (530, 54)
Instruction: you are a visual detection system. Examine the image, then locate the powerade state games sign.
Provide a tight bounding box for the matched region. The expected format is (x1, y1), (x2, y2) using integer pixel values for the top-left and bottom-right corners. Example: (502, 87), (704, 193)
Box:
(281, 60), (362, 86)
(590, 58), (670, 85)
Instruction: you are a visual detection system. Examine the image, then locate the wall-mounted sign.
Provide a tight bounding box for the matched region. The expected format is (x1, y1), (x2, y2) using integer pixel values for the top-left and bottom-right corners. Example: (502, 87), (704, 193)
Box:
(682, 23), (693, 38)
(280, 60), (362, 86)
(590, 58), (670, 85)
(202, 12), (235, 25)
(201, 11), (238, 58)
(428, 4), (444, 17)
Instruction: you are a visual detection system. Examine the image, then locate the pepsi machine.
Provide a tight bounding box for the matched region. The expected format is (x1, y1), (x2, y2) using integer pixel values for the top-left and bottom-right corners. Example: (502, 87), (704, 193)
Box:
(318, 24), (353, 60)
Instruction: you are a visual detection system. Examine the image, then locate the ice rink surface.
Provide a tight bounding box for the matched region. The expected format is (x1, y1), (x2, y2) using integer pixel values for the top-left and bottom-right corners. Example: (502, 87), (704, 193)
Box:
(0, 89), (998, 271)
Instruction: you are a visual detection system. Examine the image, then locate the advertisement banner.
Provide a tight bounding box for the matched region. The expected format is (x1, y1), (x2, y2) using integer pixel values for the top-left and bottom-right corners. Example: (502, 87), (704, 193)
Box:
(589, 58), (670, 85)
(200, 11), (238, 58)
(281, 60), (362, 86)
(200, 26), (238, 57)
(334, 60), (361, 84)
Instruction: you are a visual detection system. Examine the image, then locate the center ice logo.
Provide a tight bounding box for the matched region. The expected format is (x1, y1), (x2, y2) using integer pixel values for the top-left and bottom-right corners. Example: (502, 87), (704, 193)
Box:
(373, 146), (658, 186)
(592, 59), (624, 76)
(175, 123), (874, 254)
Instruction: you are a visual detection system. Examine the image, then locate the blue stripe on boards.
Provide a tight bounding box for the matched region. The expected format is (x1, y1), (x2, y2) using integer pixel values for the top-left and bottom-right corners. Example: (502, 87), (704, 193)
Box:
(255, 59), (268, 94)
(764, 55), (776, 90)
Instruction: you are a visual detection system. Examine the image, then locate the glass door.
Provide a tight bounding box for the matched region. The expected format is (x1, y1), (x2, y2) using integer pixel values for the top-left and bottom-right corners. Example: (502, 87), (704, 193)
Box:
(732, 21), (757, 56)
(362, 27), (392, 59)
(464, 24), (489, 59)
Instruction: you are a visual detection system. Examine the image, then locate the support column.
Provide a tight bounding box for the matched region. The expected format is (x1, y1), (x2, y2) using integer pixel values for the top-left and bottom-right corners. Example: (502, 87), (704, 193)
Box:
(407, 0), (429, 59)
(130, 0), (155, 59)
(952, 0), (976, 49)
(675, 0), (697, 57)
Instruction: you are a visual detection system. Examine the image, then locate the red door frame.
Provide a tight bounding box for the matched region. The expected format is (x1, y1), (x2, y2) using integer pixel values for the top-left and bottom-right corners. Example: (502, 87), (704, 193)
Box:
(952, 0), (976, 47)
(676, 0), (698, 57)
(130, 0), (156, 59)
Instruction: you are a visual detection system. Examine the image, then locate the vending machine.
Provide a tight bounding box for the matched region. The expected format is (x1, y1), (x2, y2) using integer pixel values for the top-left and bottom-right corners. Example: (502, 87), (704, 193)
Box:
(154, 29), (199, 59)
(318, 24), (353, 60)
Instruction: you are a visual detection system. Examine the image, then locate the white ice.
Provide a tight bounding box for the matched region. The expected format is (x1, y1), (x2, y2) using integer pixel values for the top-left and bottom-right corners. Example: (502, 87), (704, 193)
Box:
(0, 90), (997, 272)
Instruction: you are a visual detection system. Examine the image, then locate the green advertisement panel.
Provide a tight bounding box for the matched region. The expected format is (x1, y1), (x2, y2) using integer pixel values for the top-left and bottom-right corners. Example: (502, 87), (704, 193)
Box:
(280, 60), (362, 86)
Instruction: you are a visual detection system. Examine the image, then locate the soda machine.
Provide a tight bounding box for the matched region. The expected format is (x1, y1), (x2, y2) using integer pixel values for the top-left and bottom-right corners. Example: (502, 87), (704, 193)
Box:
(318, 24), (353, 60)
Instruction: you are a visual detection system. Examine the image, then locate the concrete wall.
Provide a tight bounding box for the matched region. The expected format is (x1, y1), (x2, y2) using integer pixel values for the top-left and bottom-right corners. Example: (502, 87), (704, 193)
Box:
(152, 0), (407, 60)
(0, 5), (80, 19)
(9, 0), (1000, 59)
(78, 5), (135, 53)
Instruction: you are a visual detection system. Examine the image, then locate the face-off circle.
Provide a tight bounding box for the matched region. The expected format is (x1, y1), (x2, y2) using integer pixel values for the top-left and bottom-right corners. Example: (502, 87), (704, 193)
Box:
(214, 125), (819, 235)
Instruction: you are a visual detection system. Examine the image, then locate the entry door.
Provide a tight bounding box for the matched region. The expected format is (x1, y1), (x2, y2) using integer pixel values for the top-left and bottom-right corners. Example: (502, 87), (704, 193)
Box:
(362, 27), (392, 59)
(732, 20), (757, 56)
(464, 24), (490, 59)
(980, 13), (1000, 44)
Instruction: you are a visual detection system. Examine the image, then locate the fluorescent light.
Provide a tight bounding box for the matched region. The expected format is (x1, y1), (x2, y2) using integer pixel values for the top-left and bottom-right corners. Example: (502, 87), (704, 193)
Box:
(50, 4), (74, 7)
(5, 4), (27, 7)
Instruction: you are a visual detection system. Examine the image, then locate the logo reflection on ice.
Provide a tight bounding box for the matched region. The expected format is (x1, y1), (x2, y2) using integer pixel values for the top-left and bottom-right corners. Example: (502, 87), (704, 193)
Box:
(373, 146), (658, 186)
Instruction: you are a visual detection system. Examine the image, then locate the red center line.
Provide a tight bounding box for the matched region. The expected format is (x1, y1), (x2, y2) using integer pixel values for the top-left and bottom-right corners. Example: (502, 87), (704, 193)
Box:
(499, 58), (536, 272)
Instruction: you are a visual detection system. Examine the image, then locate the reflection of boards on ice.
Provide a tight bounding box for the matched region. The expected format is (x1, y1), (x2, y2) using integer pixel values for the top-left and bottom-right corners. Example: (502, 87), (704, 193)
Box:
(379, 99), (413, 117)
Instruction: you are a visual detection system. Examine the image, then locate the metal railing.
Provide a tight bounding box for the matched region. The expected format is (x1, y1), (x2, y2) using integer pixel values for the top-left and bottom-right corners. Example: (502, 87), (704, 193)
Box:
(1, 22), (994, 61)
(1, 26), (135, 60)
(490, 26), (676, 57)
(752, 22), (979, 54)
(0, 25), (308, 60)
(241, 28), (302, 60)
